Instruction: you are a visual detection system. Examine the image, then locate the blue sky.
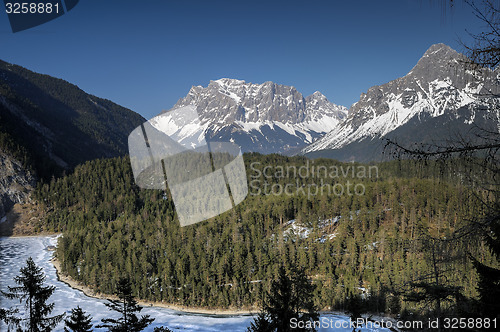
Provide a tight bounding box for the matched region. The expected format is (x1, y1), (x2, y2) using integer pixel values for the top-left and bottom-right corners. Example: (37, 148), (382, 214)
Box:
(0, 0), (481, 120)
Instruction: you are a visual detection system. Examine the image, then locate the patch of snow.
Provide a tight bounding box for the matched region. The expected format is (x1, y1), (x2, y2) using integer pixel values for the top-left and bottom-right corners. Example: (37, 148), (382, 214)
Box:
(274, 122), (297, 136)
(283, 219), (311, 239)
(149, 106), (209, 149)
(236, 121), (264, 134)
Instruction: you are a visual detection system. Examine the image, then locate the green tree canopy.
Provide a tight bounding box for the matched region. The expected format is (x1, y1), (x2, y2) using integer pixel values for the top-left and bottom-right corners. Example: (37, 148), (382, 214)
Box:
(97, 277), (154, 332)
(64, 306), (93, 332)
(1, 257), (64, 332)
(248, 265), (319, 332)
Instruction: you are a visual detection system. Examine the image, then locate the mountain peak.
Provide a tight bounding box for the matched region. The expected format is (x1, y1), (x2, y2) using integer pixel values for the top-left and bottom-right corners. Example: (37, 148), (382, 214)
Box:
(310, 91), (326, 98)
(404, 43), (467, 84)
(302, 43), (494, 158)
(158, 78), (347, 154)
(213, 78), (246, 86)
(306, 91), (329, 104)
(423, 43), (456, 57)
(415, 43), (461, 67)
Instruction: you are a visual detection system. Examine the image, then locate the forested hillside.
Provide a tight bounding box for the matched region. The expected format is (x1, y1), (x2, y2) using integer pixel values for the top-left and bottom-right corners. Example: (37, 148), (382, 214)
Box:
(33, 153), (495, 317)
(0, 59), (145, 179)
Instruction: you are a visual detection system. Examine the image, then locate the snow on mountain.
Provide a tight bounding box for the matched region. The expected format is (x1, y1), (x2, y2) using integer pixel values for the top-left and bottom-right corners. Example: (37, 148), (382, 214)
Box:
(150, 79), (347, 154)
(302, 43), (500, 156)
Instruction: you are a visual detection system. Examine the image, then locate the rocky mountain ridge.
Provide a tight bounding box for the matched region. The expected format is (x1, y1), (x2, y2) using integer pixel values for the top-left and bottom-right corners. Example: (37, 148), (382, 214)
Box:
(302, 43), (500, 160)
(151, 78), (347, 154)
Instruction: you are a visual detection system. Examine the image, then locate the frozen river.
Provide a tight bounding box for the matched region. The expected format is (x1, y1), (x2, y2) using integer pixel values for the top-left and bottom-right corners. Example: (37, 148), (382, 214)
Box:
(0, 236), (389, 331)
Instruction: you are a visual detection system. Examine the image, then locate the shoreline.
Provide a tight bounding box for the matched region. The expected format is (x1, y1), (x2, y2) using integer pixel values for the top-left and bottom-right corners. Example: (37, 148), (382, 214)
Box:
(1, 232), (59, 239)
(4, 233), (260, 316)
(5, 232), (257, 315)
(50, 256), (258, 316)
(9, 234), (397, 327)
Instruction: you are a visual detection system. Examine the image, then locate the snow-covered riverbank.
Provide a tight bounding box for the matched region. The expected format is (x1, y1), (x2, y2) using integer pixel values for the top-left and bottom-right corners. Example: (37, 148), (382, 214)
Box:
(0, 236), (390, 331)
(51, 254), (257, 316)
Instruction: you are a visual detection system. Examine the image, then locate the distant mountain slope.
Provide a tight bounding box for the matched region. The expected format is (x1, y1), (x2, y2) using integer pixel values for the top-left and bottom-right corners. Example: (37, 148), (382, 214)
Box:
(0, 59), (145, 177)
(0, 59), (146, 218)
(150, 78), (347, 154)
(302, 44), (500, 161)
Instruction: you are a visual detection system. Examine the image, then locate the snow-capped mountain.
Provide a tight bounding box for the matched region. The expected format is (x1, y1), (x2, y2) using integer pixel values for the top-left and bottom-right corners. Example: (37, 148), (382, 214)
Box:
(302, 43), (500, 161)
(151, 79), (347, 154)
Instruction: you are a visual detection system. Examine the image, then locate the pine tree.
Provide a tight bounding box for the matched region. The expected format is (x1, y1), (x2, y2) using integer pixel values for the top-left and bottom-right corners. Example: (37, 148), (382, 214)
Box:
(246, 311), (273, 332)
(345, 291), (365, 332)
(97, 277), (154, 332)
(402, 237), (462, 329)
(0, 307), (21, 331)
(64, 306), (93, 332)
(386, 293), (401, 316)
(470, 208), (500, 318)
(248, 265), (319, 332)
(2, 257), (64, 332)
(153, 327), (173, 332)
(265, 266), (294, 332)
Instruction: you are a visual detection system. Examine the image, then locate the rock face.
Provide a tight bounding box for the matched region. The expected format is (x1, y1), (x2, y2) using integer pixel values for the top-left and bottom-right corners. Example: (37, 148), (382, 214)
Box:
(302, 44), (500, 160)
(151, 79), (347, 154)
(0, 152), (35, 218)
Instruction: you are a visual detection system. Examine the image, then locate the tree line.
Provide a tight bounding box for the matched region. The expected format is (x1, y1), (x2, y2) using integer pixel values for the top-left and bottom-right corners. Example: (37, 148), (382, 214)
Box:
(28, 153), (498, 323)
(1, 256), (319, 332)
